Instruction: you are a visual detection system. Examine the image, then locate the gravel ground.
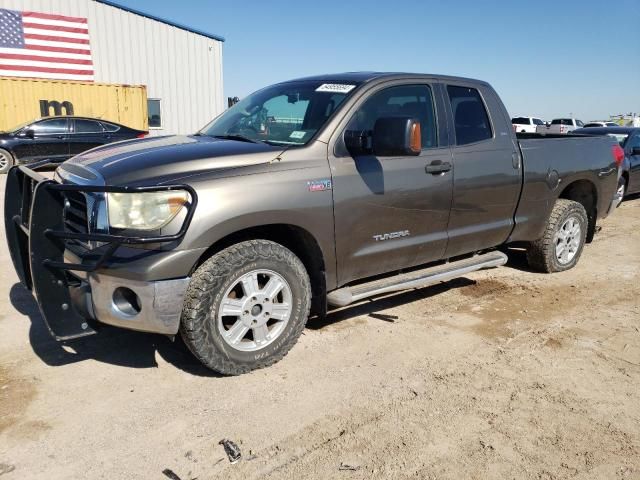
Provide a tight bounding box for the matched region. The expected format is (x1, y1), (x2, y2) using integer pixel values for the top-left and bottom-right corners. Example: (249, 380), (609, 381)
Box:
(0, 174), (639, 480)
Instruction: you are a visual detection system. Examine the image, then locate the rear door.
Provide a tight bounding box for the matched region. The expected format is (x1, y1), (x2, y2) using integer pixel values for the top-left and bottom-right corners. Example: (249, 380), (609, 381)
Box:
(329, 81), (453, 285)
(69, 119), (108, 156)
(12, 118), (70, 163)
(443, 84), (521, 257)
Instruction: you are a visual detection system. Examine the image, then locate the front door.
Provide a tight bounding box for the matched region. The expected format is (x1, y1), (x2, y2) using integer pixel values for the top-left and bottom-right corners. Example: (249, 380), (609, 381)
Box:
(12, 118), (70, 163)
(329, 83), (453, 285)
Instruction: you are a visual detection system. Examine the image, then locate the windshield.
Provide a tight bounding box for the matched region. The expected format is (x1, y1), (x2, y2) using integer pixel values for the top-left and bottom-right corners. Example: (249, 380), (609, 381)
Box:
(5, 120), (33, 134)
(199, 80), (360, 146)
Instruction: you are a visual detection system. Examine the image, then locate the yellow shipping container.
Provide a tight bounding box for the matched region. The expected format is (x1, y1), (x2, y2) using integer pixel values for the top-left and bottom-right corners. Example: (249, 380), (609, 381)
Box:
(0, 77), (148, 132)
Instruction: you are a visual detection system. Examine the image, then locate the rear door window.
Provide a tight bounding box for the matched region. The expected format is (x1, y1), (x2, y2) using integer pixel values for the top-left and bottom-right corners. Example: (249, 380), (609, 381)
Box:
(447, 86), (492, 145)
(74, 119), (104, 133)
(101, 122), (120, 132)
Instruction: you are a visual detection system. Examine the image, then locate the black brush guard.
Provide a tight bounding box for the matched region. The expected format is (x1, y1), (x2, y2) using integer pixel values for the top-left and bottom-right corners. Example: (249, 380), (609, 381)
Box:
(4, 165), (198, 340)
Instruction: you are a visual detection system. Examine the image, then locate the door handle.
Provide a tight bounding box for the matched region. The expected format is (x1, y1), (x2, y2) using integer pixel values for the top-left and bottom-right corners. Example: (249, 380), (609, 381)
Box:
(425, 160), (452, 174)
(56, 135), (65, 139)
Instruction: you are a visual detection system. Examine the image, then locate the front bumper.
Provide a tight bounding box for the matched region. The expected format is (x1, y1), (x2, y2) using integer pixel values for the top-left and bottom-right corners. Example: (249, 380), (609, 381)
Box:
(4, 165), (198, 340)
(84, 273), (190, 335)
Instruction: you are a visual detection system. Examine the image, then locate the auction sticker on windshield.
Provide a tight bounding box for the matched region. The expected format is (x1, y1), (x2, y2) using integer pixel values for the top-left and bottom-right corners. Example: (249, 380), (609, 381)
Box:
(316, 84), (356, 93)
(290, 131), (306, 139)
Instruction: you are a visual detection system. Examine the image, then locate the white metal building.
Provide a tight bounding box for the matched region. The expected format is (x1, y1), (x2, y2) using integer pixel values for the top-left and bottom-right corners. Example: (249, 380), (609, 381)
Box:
(0, 0), (225, 135)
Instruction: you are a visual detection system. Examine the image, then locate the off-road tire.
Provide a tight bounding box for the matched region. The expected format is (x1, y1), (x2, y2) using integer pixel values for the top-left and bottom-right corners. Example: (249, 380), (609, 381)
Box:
(0, 148), (14, 174)
(180, 240), (311, 375)
(526, 199), (588, 273)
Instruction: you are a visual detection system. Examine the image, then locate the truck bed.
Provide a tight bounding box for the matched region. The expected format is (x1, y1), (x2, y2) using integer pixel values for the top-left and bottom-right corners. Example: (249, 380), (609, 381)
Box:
(509, 133), (619, 243)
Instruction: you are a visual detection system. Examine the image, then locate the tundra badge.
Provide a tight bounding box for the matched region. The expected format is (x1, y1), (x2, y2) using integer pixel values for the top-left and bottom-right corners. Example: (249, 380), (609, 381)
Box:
(373, 230), (410, 242)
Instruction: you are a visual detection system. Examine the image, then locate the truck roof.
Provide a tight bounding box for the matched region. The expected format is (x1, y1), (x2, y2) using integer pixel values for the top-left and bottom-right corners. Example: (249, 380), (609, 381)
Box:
(282, 71), (490, 87)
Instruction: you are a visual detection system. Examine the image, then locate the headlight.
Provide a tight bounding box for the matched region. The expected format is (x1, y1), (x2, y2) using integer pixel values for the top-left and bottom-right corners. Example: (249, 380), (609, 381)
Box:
(107, 191), (190, 231)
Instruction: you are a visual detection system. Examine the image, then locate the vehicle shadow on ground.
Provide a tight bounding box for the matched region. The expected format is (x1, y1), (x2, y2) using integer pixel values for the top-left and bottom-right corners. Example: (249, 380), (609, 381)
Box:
(12, 276), (488, 374)
(9, 283), (221, 377)
(308, 277), (476, 330)
(498, 246), (536, 273)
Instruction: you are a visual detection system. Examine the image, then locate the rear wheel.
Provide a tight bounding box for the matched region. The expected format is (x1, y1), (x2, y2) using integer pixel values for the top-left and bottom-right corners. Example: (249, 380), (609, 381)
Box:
(526, 199), (588, 273)
(180, 240), (311, 375)
(0, 148), (14, 174)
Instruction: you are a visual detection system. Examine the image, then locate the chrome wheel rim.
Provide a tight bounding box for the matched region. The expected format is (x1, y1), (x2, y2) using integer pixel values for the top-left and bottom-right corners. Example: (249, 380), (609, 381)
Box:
(217, 269), (292, 352)
(615, 182), (625, 207)
(0, 151), (9, 170)
(554, 216), (581, 265)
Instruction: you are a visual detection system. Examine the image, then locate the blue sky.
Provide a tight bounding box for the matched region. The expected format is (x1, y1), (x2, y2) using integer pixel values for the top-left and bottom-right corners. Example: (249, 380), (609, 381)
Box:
(118, 0), (639, 121)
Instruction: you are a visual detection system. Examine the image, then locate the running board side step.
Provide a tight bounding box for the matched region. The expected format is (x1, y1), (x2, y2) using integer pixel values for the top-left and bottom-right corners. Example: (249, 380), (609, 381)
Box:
(327, 251), (508, 307)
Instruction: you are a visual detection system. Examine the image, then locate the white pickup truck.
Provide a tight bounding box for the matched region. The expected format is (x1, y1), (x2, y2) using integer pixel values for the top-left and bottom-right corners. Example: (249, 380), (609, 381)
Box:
(537, 118), (585, 134)
(511, 116), (545, 133)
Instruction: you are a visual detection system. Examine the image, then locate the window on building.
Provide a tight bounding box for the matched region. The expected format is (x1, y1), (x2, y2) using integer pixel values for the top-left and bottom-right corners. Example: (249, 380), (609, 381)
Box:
(447, 85), (492, 145)
(148, 99), (162, 128)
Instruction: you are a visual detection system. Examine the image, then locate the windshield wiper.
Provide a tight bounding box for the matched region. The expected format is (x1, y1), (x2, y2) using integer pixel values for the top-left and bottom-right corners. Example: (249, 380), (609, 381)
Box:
(259, 139), (301, 147)
(211, 134), (258, 144)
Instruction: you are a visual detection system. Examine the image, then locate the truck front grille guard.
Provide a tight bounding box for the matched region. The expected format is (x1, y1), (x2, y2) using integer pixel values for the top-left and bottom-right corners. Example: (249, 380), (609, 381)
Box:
(4, 165), (198, 340)
(41, 182), (199, 272)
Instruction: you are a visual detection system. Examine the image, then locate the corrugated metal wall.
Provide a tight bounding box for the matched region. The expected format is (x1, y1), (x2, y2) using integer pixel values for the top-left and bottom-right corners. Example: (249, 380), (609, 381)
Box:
(0, 0), (224, 135)
(0, 77), (147, 130)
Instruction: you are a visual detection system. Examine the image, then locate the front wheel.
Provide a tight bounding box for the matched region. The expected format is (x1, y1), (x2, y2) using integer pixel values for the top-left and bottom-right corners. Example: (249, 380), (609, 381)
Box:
(526, 199), (588, 273)
(0, 148), (15, 174)
(180, 240), (311, 375)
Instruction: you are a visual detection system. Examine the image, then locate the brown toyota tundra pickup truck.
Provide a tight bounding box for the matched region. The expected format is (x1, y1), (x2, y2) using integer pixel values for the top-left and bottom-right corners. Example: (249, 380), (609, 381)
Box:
(5, 72), (623, 375)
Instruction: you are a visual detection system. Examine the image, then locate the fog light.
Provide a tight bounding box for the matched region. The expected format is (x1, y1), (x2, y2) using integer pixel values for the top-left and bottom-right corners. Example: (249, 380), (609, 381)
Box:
(112, 287), (141, 316)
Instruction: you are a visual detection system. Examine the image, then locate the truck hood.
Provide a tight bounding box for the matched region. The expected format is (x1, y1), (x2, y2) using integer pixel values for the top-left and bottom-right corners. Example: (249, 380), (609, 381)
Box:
(60, 134), (282, 185)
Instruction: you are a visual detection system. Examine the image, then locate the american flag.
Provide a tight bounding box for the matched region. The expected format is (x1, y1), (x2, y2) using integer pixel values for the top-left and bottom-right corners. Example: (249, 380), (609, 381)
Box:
(0, 8), (93, 81)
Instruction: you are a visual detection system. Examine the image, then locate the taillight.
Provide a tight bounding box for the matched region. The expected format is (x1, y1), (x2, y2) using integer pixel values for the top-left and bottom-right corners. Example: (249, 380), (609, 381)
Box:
(612, 145), (625, 166)
(136, 132), (148, 139)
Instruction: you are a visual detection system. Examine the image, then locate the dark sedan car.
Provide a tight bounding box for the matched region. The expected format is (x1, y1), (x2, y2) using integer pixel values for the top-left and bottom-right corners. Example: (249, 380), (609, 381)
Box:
(574, 126), (640, 202)
(0, 117), (147, 173)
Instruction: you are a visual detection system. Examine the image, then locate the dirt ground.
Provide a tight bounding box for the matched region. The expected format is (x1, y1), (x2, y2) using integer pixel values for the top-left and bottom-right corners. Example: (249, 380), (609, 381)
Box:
(0, 175), (639, 480)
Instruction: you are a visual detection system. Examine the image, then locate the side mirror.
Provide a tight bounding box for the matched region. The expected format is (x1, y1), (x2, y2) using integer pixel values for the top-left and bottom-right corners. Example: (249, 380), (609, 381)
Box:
(19, 129), (35, 138)
(372, 117), (422, 156)
(344, 129), (372, 154)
